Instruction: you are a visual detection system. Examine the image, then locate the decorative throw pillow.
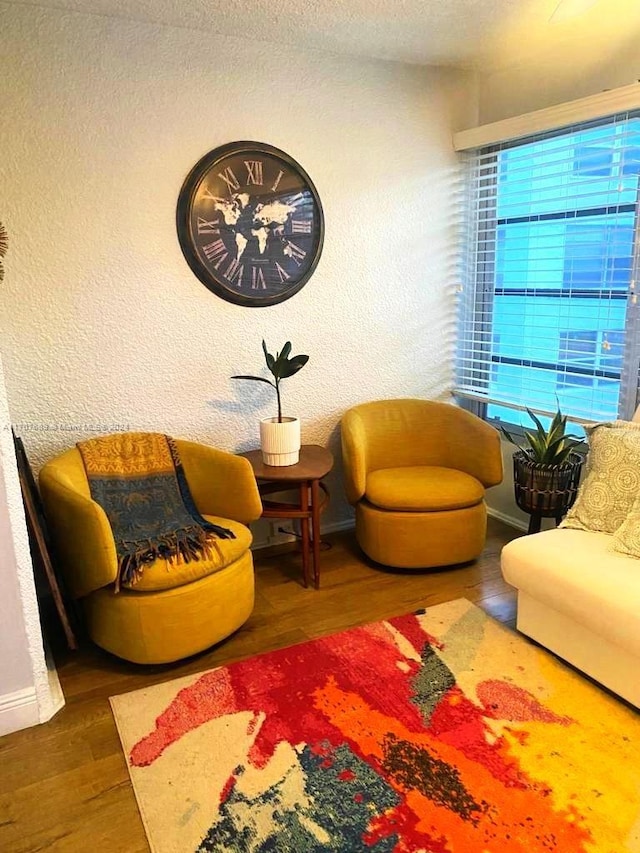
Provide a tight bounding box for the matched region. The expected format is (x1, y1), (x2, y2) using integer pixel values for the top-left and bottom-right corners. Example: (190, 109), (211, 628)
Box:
(613, 495), (640, 557)
(560, 420), (640, 534)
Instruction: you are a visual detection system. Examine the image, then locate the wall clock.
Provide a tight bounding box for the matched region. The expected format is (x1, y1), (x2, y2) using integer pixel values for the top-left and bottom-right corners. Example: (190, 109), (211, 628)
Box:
(176, 141), (324, 307)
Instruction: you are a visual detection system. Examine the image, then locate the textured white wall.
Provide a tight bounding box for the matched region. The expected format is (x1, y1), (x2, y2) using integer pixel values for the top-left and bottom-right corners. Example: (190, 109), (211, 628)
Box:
(0, 356), (60, 733)
(0, 4), (474, 542)
(478, 25), (640, 123)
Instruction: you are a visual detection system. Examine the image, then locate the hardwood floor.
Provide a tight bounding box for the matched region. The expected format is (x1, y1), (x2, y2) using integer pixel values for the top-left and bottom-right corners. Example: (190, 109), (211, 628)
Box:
(0, 518), (519, 853)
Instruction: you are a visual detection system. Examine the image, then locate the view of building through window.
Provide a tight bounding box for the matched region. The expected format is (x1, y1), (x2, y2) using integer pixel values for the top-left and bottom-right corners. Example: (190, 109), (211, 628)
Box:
(460, 115), (640, 430)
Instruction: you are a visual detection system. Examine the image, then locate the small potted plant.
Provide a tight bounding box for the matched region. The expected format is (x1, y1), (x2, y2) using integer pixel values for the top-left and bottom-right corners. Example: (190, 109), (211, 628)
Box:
(502, 407), (584, 532)
(232, 340), (309, 466)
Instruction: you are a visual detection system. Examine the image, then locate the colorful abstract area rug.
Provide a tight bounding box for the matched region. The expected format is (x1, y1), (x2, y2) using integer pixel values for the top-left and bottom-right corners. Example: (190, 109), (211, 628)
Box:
(110, 598), (640, 853)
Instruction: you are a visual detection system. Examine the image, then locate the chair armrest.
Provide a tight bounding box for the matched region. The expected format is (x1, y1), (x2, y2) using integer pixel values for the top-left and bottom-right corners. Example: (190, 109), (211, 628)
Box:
(341, 410), (369, 504)
(447, 414), (504, 488)
(176, 440), (262, 524)
(39, 469), (118, 599)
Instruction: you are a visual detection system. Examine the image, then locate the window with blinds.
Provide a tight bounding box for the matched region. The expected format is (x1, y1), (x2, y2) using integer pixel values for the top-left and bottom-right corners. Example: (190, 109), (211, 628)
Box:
(457, 112), (640, 428)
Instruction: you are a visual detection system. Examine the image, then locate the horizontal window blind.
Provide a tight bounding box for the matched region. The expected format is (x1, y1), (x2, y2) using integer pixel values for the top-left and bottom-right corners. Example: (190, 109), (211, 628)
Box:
(457, 112), (640, 427)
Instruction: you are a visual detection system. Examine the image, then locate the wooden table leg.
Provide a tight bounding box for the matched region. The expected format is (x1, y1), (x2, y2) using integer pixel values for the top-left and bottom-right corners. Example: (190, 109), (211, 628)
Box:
(300, 481), (310, 588)
(311, 478), (321, 589)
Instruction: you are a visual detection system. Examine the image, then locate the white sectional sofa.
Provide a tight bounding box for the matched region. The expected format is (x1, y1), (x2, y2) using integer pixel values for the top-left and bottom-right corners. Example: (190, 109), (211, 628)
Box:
(501, 526), (640, 708)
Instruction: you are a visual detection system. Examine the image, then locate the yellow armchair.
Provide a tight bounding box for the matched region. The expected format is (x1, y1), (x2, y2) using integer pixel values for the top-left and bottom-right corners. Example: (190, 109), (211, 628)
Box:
(39, 438), (262, 664)
(341, 399), (503, 569)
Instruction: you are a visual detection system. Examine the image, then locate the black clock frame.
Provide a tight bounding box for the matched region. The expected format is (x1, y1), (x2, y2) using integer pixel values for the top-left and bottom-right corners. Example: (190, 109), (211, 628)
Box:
(176, 141), (324, 307)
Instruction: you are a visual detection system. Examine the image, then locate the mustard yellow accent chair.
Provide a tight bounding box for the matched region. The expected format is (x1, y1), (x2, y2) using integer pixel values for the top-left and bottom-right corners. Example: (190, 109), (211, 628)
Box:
(39, 438), (262, 664)
(341, 400), (503, 569)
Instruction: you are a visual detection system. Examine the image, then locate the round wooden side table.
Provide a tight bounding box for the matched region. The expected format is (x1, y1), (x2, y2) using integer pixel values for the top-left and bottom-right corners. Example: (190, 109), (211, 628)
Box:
(240, 444), (334, 589)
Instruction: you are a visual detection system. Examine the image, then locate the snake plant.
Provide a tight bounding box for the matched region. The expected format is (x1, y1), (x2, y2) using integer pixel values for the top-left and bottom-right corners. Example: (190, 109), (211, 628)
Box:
(501, 407), (583, 465)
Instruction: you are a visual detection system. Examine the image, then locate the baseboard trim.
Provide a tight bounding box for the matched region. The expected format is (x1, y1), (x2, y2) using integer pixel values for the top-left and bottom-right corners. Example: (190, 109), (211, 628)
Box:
(0, 686), (39, 736)
(487, 506), (528, 532)
(254, 508), (523, 546)
(255, 511), (527, 545)
(322, 518), (356, 535)
(252, 517), (355, 551)
(41, 665), (65, 723)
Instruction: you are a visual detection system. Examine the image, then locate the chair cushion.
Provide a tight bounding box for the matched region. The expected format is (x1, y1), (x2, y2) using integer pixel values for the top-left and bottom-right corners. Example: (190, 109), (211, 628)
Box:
(365, 466), (484, 512)
(120, 516), (252, 592)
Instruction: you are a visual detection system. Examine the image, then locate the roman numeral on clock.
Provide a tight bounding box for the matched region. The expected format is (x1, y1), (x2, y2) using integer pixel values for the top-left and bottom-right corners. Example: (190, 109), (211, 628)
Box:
(252, 267), (267, 289)
(197, 217), (219, 234)
(291, 219), (311, 234)
(271, 170), (284, 193)
(245, 160), (263, 185)
(274, 262), (290, 283)
(202, 239), (228, 269)
(218, 167), (240, 193)
(285, 240), (307, 267)
(225, 258), (244, 286)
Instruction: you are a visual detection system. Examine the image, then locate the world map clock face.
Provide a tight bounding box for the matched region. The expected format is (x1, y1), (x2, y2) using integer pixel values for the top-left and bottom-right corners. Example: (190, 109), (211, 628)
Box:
(176, 142), (324, 307)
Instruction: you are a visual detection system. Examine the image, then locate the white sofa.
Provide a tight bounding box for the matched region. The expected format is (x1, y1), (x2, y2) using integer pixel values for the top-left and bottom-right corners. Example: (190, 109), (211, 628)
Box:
(501, 526), (640, 707)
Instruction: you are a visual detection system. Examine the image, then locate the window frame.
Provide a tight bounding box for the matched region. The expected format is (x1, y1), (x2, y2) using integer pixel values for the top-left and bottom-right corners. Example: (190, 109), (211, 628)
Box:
(457, 114), (640, 428)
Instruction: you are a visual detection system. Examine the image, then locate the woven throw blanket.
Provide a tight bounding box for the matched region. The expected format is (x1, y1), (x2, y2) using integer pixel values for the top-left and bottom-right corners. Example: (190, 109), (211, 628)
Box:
(77, 433), (235, 591)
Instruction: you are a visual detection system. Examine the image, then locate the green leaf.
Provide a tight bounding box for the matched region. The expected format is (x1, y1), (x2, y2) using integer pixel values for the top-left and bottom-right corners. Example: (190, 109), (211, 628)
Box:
(543, 434), (570, 461)
(501, 426), (527, 453)
(271, 344), (294, 380)
(525, 430), (545, 461)
(549, 408), (563, 435)
(553, 441), (583, 464)
(231, 375), (276, 387)
(280, 341), (292, 360)
(545, 418), (567, 449)
(525, 408), (546, 436)
(541, 434), (583, 464)
(279, 354), (309, 378)
(262, 340), (275, 372)
(500, 426), (517, 445)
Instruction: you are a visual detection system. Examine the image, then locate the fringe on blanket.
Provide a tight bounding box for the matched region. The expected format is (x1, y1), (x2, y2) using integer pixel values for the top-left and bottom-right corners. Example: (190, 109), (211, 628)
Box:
(117, 524), (233, 590)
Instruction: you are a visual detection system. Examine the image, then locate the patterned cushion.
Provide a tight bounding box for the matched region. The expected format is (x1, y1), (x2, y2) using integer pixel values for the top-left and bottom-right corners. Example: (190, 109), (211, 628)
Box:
(560, 421), (640, 534)
(613, 498), (640, 558)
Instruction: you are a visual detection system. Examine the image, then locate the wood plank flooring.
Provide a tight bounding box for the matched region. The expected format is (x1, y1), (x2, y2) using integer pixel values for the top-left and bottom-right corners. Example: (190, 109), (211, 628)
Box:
(0, 518), (519, 853)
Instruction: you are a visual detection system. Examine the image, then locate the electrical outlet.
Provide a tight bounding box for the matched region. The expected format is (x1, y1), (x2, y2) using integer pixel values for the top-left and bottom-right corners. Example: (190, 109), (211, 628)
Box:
(268, 521), (297, 544)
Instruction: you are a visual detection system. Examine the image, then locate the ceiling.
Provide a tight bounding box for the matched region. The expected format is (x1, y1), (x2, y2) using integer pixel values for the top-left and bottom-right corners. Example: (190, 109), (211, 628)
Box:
(6, 0), (640, 71)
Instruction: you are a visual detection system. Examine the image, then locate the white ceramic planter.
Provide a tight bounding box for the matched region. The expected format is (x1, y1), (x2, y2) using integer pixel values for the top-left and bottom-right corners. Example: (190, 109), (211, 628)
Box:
(259, 417), (301, 466)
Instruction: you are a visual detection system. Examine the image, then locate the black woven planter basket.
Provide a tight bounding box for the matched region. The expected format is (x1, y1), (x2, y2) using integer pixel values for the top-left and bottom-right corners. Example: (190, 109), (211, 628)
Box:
(513, 450), (583, 518)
